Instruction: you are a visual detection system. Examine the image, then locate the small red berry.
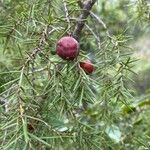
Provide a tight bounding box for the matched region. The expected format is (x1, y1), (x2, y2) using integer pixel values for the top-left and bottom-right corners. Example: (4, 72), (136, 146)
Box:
(56, 36), (79, 60)
(80, 60), (94, 74)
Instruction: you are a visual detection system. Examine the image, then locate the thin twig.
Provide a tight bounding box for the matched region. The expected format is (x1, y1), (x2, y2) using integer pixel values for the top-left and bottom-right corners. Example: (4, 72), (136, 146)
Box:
(23, 26), (61, 67)
(85, 23), (101, 49)
(90, 11), (107, 29)
(62, 0), (71, 33)
(89, 11), (112, 39)
(73, 0), (97, 40)
(23, 27), (48, 67)
(76, 1), (112, 42)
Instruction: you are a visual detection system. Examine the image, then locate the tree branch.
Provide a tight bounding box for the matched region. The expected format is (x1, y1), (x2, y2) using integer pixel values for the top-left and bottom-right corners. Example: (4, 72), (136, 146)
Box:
(73, 0), (97, 40)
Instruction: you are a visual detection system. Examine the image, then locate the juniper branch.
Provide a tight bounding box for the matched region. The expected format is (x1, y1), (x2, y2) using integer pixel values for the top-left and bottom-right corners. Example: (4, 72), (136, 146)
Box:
(73, 0), (97, 40)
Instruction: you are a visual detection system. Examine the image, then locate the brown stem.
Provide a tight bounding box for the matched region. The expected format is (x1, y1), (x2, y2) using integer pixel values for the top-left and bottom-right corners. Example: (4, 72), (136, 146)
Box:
(73, 0), (97, 40)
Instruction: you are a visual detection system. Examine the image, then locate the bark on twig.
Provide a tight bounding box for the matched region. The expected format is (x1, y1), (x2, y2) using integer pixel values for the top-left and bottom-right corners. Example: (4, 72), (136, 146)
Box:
(73, 0), (97, 40)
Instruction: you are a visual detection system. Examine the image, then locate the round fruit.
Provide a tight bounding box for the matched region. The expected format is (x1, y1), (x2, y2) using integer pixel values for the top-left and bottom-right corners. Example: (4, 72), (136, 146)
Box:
(56, 36), (79, 60)
(80, 60), (94, 74)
